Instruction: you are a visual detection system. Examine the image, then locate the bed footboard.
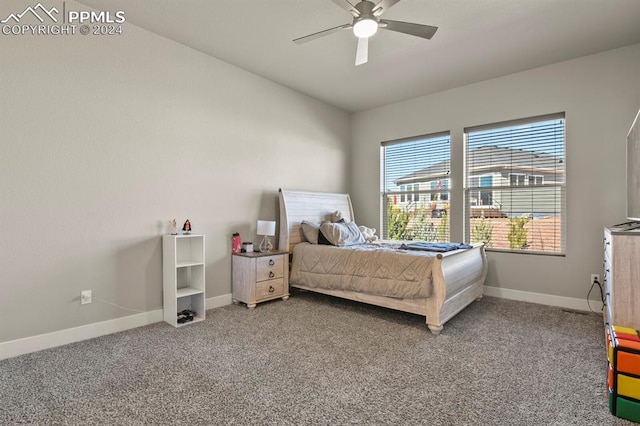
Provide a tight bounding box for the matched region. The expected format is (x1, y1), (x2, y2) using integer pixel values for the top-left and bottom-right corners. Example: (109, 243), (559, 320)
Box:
(425, 243), (488, 334)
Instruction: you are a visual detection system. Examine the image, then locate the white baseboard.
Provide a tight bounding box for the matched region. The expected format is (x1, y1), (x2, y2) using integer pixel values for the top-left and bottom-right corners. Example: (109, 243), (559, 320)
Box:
(483, 285), (604, 313)
(0, 293), (233, 361)
(206, 293), (233, 310)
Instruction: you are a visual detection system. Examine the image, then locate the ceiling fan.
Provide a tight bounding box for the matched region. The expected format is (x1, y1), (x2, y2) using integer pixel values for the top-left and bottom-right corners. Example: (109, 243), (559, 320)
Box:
(293, 0), (438, 66)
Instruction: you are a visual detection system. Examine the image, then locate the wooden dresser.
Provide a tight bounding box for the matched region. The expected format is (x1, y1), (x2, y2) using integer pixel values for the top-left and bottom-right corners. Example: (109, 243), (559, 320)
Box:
(604, 223), (640, 330)
(232, 250), (289, 308)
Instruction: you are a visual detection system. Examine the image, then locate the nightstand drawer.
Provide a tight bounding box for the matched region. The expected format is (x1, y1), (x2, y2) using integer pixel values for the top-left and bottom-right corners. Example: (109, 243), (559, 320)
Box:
(256, 255), (284, 282)
(256, 255), (284, 271)
(256, 266), (284, 282)
(255, 278), (284, 300)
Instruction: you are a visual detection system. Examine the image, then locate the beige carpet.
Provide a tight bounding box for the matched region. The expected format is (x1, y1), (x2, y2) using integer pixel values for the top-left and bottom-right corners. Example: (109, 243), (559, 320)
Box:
(0, 291), (631, 425)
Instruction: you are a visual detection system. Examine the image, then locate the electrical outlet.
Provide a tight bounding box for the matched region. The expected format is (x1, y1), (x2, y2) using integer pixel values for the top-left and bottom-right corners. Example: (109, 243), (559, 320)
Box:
(591, 274), (600, 285)
(81, 290), (92, 305)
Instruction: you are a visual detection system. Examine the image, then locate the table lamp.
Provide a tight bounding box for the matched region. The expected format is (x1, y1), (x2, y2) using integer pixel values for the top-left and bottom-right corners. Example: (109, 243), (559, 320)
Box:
(257, 220), (276, 253)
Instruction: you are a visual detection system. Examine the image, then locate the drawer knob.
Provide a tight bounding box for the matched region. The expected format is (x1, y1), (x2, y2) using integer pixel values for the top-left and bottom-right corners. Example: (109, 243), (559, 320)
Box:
(269, 271), (275, 278)
(269, 259), (275, 266)
(269, 286), (275, 293)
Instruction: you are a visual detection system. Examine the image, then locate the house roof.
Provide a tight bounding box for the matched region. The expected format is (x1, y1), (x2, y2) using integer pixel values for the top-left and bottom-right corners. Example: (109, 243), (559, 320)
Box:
(394, 146), (564, 185)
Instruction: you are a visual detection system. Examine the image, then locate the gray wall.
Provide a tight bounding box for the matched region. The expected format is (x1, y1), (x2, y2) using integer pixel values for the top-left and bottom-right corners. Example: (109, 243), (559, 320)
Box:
(351, 44), (640, 301)
(0, 2), (350, 343)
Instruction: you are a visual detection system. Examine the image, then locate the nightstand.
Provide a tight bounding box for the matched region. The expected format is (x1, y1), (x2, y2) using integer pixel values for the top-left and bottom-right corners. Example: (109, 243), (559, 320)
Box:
(232, 250), (289, 308)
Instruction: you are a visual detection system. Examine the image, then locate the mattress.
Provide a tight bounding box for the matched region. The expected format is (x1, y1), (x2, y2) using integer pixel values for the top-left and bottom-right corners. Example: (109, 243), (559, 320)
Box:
(289, 242), (436, 299)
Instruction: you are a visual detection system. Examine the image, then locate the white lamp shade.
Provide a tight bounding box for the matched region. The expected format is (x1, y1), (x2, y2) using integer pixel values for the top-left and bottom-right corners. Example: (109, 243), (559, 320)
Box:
(257, 220), (276, 236)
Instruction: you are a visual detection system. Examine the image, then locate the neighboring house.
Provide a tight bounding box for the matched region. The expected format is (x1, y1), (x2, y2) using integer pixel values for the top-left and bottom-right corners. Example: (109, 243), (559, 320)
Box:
(392, 146), (564, 217)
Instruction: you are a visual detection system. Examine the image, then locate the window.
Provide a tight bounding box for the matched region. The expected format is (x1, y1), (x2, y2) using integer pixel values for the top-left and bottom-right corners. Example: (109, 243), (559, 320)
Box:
(430, 180), (449, 202)
(509, 173), (544, 186)
(509, 174), (526, 186)
(529, 175), (543, 186)
(412, 183), (420, 203)
(470, 176), (493, 206)
(381, 132), (450, 242)
(464, 113), (566, 254)
(399, 184), (421, 203)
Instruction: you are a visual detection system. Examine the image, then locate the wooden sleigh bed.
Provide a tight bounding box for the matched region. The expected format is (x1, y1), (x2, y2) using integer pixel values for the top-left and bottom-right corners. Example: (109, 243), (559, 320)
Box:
(278, 189), (488, 335)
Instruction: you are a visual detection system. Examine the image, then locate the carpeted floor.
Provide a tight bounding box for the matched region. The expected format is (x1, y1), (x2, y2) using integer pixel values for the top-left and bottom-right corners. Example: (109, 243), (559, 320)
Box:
(0, 292), (633, 425)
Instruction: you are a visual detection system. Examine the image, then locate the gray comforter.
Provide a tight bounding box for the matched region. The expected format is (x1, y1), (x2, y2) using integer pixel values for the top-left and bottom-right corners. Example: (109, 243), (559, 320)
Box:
(290, 242), (435, 299)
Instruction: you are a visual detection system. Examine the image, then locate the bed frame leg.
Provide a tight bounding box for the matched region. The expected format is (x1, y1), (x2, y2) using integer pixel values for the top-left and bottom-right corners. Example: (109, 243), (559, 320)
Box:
(427, 324), (443, 335)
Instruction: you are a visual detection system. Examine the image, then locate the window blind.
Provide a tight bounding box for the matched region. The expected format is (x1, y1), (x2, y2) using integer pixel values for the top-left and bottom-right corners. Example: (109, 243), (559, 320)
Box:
(381, 132), (451, 241)
(464, 113), (566, 254)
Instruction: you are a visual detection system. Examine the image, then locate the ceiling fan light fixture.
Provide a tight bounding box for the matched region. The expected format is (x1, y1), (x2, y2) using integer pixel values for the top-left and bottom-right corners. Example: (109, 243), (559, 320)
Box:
(353, 18), (378, 38)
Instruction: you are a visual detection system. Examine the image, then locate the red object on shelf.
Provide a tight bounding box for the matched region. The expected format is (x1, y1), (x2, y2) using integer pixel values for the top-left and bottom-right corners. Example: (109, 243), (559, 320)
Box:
(232, 233), (241, 254)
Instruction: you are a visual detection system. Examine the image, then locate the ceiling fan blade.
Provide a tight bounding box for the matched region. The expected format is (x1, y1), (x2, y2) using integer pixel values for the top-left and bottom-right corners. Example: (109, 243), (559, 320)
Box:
(379, 19), (438, 39)
(355, 37), (368, 66)
(372, 0), (401, 17)
(293, 23), (352, 44)
(331, 0), (360, 17)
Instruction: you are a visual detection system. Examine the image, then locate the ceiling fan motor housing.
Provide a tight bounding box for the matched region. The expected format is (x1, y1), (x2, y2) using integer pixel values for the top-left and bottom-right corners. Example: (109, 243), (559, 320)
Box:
(355, 0), (376, 19)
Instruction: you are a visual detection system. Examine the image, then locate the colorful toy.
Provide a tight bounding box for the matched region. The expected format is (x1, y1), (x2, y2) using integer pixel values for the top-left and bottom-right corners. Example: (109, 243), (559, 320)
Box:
(607, 325), (640, 423)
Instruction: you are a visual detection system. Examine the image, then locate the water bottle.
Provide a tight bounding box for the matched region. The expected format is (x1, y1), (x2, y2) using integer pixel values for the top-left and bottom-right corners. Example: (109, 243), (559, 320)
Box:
(232, 232), (241, 253)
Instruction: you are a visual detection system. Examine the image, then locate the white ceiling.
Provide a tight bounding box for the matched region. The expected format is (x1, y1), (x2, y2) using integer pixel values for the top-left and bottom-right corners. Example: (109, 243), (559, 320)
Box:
(79, 0), (640, 112)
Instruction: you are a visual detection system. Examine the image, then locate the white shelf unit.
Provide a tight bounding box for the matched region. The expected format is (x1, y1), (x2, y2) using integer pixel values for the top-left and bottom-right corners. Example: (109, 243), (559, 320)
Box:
(163, 234), (205, 327)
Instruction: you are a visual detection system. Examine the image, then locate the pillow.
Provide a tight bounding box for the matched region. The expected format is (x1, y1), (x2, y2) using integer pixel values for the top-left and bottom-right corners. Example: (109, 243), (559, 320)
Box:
(319, 221), (365, 246)
(300, 220), (321, 244)
(358, 225), (379, 242)
(330, 210), (344, 223)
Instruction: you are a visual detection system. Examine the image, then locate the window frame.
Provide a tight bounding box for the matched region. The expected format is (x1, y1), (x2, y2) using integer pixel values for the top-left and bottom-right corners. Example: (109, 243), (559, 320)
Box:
(380, 131), (451, 242)
(464, 113), (566, 256)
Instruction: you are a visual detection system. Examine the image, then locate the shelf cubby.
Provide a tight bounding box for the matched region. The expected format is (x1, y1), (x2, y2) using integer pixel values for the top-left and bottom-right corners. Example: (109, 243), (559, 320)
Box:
(163, 234), (205, 327)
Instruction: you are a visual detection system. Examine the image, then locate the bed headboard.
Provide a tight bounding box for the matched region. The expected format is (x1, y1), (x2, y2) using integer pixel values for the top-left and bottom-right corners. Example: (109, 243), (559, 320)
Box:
(278, 189), (355, 253)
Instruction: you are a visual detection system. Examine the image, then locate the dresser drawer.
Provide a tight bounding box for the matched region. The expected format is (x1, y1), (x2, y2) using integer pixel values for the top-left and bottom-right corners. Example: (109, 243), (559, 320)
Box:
(604, 257), (612, 297)
(604, 232), (612, 259)
(255, 278), (284, 301)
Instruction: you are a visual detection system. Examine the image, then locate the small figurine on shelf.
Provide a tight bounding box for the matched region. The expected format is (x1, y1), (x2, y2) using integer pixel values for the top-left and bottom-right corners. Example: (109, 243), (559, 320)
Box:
(182, 219), (191, 234)
(169, 219), (178, 235)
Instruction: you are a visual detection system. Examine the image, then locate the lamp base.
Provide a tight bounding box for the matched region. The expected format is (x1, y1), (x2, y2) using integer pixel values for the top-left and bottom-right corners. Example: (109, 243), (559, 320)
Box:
(259, 235), (273, 253)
